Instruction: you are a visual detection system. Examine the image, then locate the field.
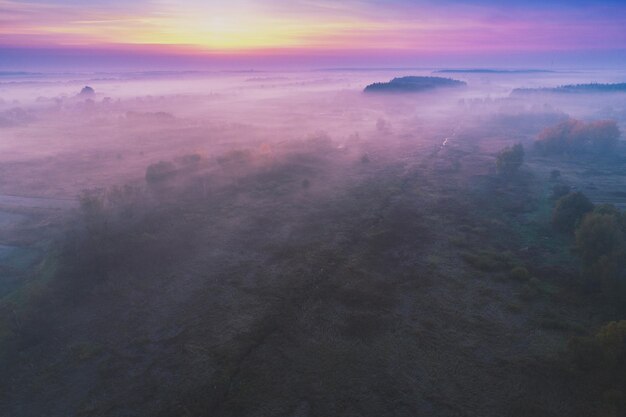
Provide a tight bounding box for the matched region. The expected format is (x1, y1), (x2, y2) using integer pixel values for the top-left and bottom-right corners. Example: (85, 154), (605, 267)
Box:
(0, 70), (625, 416)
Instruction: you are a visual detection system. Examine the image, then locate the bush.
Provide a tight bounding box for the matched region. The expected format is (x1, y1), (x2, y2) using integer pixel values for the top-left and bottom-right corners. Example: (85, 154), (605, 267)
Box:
(462, 250), (516, 272)
(78, 188), (105, 224)
(552, 192), (594, 233)
(550, 169), (561, 180)
(551, 184), (571, 200)
(575, 205), (626, 297)
(145, 161), (177, 183)
(496, 143), (524, 176)
(535, 118), (620, 156)
(179, 153), (202, 166)
(568, 321), (626, 415)
(509, 266), (530, 281)
(216, 149), (252, 167)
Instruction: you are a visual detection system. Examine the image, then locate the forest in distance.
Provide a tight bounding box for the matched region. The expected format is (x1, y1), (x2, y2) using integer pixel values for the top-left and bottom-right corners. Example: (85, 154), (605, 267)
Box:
(0, 67), (626, 417)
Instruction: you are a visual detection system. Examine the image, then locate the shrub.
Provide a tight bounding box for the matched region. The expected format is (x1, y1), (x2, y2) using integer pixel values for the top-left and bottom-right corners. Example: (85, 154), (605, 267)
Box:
(535, 118), (620, 156)
(216, 149), (252, 167)
(145, 161), (177, 183)
(551, 184), (571, 200)
(552, 192), (594, 233)
(509, 266), (530, 281)
(78, 189), (105, 222)
(179, 153), (202, 166)
(550, 169), (561, 180)
(462, 250), (516, 272)
(575, 205), (626, 297)
(568, 321), (626, 415)
(496, 143), (524, 177)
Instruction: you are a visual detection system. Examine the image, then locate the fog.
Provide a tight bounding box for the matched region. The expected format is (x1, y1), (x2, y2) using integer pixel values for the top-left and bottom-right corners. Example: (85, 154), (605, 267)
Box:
(1, 68), (626, 416)
(2, 69), (625, 196)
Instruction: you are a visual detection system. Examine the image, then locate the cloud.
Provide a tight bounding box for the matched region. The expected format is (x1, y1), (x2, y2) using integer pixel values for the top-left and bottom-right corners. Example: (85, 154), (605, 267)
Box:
(0, 0), (625, 70)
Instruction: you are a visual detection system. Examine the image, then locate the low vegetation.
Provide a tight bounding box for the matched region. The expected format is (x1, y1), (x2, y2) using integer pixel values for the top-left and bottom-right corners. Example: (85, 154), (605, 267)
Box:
(576, 204), (626, 298)
(552, 191), (594, 234)
(2, 82), (625, 416)
(535, 118), (621, 156)
(568, 320), (626, 417)
(495, 143), (524, 177)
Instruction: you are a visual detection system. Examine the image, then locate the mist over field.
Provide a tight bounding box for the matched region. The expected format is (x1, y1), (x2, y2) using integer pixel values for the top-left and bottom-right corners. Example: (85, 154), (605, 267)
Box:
(1, 66), (626, 416)
(2, 69), (624, 195)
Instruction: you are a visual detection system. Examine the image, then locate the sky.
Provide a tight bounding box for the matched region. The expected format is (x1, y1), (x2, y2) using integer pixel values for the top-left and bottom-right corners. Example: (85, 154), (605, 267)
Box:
(1, 0), (625, 71)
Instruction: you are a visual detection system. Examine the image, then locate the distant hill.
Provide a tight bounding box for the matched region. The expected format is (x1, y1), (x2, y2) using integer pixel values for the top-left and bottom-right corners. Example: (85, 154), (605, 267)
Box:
(435, 69), (553, 74)
(0, 71), (41, 77)
(512, 83), (626, 95)
(364, 76), (466, 93)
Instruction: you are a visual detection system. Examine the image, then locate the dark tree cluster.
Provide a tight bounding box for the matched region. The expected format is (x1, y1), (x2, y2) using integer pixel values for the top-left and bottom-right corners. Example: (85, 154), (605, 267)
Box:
(364, 76), (466, 93)
(145, 160), (178, 183)
(535, 118), (621, 156)
(568, 320), (626, 416)
(495, 143), (524, 177)
(552, 192), (594, 234)
(553, 189), (626, 298)
(513, 82), (626, 95)
(575, 204), (626, 298)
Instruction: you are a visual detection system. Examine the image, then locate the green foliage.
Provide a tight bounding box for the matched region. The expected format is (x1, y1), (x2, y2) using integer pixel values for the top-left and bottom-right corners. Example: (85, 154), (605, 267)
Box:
(550, 169), (561, 180)
(496, 143), (524, 177)
(535, 118), (621, 156)
(78, 188), (106, 227)
(551, 184), (571, 200)
(568, 321), (626, 416)
(462, 250), (516, 272)
(70, 342), (103, 361)
(508, 266), (530, 281)
(145, 160), (177, 183)
(552, 192), (594, 233)
(575, 205), (626, 297)
(179, 153), (202, 166)
(216, 149), (252, 167)
(78, 185), (143, 232)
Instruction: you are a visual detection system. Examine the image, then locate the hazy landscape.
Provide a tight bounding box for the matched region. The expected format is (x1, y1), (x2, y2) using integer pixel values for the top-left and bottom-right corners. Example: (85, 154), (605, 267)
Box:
(1, 0), (626, 415)
(0, 67), (625, 416)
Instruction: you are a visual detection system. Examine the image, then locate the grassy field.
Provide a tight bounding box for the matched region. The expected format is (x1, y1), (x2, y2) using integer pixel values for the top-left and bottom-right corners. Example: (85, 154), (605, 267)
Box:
(0, 116), (622, 417)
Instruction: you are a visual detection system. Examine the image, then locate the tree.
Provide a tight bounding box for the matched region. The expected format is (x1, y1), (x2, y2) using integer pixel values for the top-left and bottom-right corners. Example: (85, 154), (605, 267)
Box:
(551, 184), (571, 200)
(552, 192), (594, 233)
(78, 188), (106, 231)
(588, 120), (621, 154)
(535, 118), (621, 156)
(79, 86), (95, 96)
(550, 169), (561, 180)
(575, 205), (626, 296)
(568, 320), (626, 415)
(496, 143), (524, 176)
(145, 161), (177, 183)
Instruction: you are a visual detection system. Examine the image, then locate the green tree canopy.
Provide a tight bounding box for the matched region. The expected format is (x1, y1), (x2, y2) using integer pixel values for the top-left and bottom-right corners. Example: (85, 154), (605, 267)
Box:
(496, 143), (524, 177)
(552, 191), (594, 233)
(576, 205), (626, 296)
(535, 118), (621, 156)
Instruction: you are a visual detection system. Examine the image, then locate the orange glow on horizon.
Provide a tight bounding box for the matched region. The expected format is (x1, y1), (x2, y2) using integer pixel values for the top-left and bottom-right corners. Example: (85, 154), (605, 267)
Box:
(1, 0), (625, 56)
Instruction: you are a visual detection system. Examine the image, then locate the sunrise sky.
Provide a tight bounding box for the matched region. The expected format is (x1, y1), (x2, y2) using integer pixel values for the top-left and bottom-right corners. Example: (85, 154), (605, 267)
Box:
(1, 0), (625, 70)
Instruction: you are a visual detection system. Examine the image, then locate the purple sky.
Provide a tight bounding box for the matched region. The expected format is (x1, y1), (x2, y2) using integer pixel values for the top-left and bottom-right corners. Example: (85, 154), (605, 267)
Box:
(1, 0), (625, 70)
